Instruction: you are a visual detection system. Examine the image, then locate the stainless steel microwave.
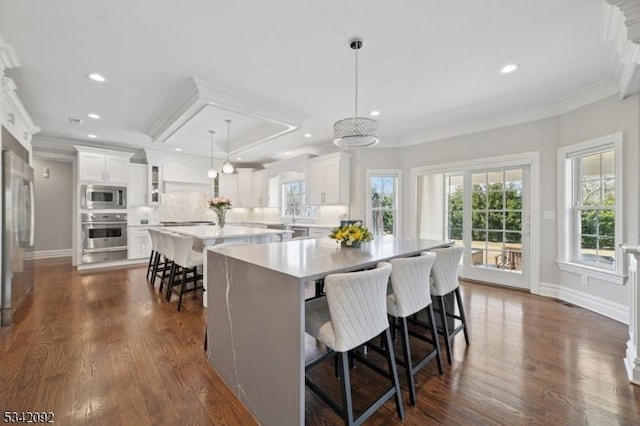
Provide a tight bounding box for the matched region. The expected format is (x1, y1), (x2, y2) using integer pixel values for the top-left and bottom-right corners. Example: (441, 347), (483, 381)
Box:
(81, 185), (127, 209)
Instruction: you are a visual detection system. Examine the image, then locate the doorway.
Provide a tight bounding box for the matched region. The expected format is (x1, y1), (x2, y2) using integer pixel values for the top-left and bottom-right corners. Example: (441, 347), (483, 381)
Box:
(412, 153), (539, 291)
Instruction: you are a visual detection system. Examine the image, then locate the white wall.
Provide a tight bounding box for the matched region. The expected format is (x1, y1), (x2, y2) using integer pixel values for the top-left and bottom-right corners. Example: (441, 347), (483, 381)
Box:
(371, 93), (640, 318)
(32, 158), (73, 253)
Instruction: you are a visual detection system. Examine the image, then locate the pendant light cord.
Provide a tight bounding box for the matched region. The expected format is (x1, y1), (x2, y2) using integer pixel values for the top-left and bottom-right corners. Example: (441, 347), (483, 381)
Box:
(354, 44), (358, 118)
(226, 120), (231, 162)
(210, 131), (214, 169)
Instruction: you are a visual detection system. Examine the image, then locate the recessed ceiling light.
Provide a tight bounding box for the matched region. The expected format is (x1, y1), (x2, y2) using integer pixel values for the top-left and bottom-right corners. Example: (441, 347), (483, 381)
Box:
(304, 133), (311, 138)
(370, 110), (381, 117)
(175, 148), (182, 151)
(88, 73), (106, 82)
(236, 157), (242, 161)
(284, 152), (291, 156)
(500, 63), (519, 74)
(87, 113), (101, 119)
(87, 134), (97, 138)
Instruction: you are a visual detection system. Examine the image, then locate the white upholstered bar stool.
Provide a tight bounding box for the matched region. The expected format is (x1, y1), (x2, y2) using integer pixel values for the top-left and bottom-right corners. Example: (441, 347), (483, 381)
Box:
(305, 262), (404, 425)
(387, 252), (443, 405)
(147, 228), (165, 286)
(430, 245), (469, 364)
(165, 233), (203, 311)
(155, 229), (175, 294)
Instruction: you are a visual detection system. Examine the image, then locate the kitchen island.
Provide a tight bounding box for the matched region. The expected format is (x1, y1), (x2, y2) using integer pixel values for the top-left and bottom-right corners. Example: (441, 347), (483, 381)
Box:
(161, 225), (293, 306)
(206, 236), (451, 425)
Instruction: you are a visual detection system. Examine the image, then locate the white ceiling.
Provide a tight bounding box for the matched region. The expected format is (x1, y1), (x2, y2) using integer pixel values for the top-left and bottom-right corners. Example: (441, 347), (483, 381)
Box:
(0, 0), (626, 164)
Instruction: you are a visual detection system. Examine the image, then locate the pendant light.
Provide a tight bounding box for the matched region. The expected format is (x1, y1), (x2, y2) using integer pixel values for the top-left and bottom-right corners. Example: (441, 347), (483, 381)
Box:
(333, 38), (379, 148)
(206, 130), (218, 179)
(222, 119), (235, 174)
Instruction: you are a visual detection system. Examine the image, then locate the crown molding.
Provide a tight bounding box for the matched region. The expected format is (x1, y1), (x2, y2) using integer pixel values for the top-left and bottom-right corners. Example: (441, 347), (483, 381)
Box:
(145, 77), (306, 155)
(604, 1), (640, 97)
(2, 76), (40, 135)
(0, 35), (20, 73)
(606, 0), (640, 43)
(556, 78), (620, 114)
(397, 77), (619, 147)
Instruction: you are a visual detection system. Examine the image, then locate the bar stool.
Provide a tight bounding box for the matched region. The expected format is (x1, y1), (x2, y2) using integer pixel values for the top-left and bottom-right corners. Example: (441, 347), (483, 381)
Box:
(154, 229), (175, 293)
(166, 233), (203, 311)
(430, 245), (469, 364)
(147, 228), (165, 285)
(305, 262), (404, 425)
(386, 252), (442, 405)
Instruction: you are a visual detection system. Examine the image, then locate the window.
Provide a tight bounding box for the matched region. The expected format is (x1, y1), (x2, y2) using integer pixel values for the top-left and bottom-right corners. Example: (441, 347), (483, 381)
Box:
(558, 132), (623, 282)
(367, 171), (400, 236)
(281, 181), (315, 219)
(445, 174), (463, 244)
(573, 149), (615, 267)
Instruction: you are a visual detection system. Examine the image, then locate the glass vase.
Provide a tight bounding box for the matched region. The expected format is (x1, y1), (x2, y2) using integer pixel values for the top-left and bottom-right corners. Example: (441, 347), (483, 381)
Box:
(216, 209), (226, 229)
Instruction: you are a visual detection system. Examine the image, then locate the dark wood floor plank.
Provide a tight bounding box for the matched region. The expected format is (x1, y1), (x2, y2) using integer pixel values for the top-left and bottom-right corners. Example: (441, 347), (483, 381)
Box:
(1, 259), (639, 425)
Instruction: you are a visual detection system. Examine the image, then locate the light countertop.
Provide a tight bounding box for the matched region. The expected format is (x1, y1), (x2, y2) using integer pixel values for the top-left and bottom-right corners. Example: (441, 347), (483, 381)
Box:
(209, 236), (452, 281)
(157, 224), (293, 241)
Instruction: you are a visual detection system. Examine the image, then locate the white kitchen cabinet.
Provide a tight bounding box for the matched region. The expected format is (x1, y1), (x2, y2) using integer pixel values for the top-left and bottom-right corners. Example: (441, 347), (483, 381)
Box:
(148, 163), (161, 205)
(128, 227), (151, 259)
(76, 146), (132, 184)
(1, 76), (38, 155)
(236, 168), (254, 207)
(128, 163), (148, 206)
(162, 159), (208, 184)
(306, 152), (351, 205)
(218, 173), (238, 203)
(252, 169), (269, 207)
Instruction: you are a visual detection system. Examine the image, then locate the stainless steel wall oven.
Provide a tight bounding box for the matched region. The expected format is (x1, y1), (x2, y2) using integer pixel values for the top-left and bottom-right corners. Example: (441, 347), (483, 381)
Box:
(81, 213), (128, 263)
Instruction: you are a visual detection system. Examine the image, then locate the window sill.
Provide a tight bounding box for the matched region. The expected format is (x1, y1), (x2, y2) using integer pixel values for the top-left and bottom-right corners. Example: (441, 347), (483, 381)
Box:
(556, 261), (626, 285)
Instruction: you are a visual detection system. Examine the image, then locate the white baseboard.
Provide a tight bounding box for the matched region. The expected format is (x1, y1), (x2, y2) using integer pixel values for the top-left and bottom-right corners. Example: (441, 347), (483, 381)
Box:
(539, 281), (629, 324)
(29, 249), (72, 260)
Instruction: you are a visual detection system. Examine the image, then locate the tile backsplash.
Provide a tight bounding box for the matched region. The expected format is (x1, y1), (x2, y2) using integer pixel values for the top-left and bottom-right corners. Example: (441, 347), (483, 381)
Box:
(128, 190), (350, 225)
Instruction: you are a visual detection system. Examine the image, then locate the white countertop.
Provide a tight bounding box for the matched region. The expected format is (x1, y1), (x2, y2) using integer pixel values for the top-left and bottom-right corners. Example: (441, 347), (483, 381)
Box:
(210, 236), (452, 281)
(159, 224), (293, 241)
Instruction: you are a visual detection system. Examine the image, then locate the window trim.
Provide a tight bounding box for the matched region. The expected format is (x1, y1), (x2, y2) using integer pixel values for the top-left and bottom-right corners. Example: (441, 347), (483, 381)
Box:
(365, 169), (402, 236)
(557, 132), (625, 284)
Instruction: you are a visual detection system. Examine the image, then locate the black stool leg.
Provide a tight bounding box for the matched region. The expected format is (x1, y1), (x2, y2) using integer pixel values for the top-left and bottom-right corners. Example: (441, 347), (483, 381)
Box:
(151, 252), (161, 286)
(383, 328), (405, 420)
(427, 304), (444, 374)
(166, 262), (178, 302)
(337, 351), (355, 425)
(454, 287), (470, 344)
(146, 249), (155, 281)
(398, 317), (416, 405)
(177, 267), (193, 311)
(438, 295), (453, 364)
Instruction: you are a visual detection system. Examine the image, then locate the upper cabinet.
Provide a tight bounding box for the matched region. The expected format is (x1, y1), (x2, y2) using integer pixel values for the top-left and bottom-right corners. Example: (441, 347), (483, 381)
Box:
(128, 163), (148, 206)
(76, 146), (132, 184)
(252, 169), (270, 207)
(162, 159), (208, 184)
(306, 152), (351, 205)
(235, 168), (254, 207)
(219, 173), (238, 203)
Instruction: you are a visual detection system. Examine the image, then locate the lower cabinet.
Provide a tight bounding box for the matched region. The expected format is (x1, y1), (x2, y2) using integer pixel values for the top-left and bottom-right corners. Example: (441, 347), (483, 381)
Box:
(128, 227), (151, 259)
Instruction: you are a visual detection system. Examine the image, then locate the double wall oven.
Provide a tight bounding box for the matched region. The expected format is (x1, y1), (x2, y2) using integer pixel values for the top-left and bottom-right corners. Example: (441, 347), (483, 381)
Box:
(81, 213), (128, 264)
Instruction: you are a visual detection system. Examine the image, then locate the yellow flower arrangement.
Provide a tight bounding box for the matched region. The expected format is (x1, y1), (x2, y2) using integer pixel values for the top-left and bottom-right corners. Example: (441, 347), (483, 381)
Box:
(329, 222), (373, 246)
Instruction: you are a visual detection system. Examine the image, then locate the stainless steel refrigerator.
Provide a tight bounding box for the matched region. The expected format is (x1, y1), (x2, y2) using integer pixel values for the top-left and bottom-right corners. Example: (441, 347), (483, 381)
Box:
(1, 128), (35, 326)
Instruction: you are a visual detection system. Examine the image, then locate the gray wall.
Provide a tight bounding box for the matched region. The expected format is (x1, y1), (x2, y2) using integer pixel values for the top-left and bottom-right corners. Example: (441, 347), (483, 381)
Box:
(32, 158), (73, 252)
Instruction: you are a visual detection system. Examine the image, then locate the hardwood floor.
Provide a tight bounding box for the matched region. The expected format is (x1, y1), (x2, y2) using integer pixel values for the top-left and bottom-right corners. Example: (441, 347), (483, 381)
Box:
(1, 258), (639, 425)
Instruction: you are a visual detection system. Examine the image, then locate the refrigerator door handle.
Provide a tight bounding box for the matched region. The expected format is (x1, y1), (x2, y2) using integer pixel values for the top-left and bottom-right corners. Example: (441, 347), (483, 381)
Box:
(28, 179), (35, 246)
